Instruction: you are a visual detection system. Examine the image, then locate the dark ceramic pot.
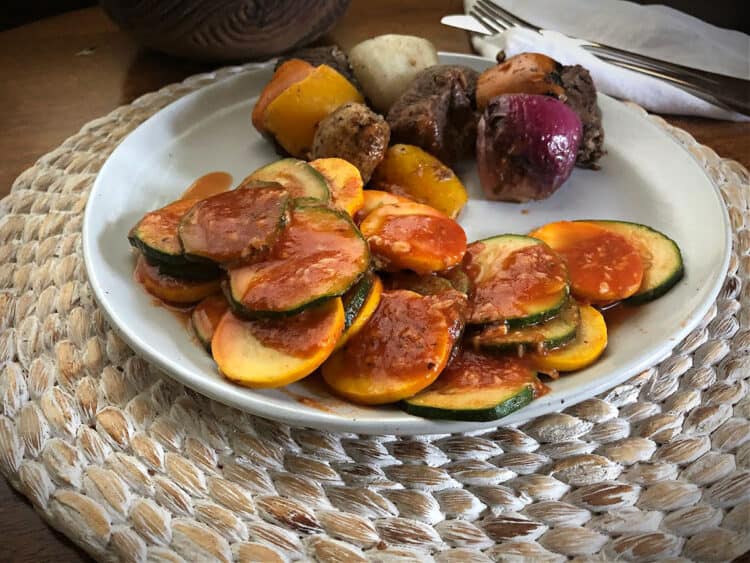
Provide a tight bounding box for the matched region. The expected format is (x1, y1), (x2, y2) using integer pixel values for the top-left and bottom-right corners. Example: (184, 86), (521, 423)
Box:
(99, 0), (352, 61)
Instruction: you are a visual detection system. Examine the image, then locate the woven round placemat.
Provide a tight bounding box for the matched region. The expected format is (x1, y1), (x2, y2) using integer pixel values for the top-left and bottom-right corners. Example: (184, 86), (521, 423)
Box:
(1, 65), (749, 563)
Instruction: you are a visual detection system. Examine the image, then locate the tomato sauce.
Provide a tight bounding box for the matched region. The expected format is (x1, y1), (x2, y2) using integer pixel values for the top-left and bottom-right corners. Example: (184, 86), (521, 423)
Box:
(340, 290), (449, 384)
(430, 350), (549, 398)
(134, 199), (197, 255)
(234, 207), (368, 311)
(466, 243), (567, 323)
(250, 302), (342, 358)
(179, 185), (288, 264)
(180, 171), (233, 201)
(191, 294), (229, 341)
(369, 214), (467, 273)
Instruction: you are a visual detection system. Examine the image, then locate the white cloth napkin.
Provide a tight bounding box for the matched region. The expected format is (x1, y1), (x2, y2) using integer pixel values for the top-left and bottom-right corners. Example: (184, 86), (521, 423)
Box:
(465, 0), (750, 121)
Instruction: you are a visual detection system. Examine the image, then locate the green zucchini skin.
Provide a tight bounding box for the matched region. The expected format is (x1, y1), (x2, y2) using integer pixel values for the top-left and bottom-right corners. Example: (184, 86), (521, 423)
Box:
(401, 351), (542, 422)
(342, 272), (374, 330)
(128, 199), (197, 266)
(582, 220), (684, 305)
(245, 158), (330, 204)
(465, 234), (569, 328)
(226, 205), (370, 319)
(152, 259), (221, 282)
(402, 385), (533, 422)
(474, 301), (580, 354)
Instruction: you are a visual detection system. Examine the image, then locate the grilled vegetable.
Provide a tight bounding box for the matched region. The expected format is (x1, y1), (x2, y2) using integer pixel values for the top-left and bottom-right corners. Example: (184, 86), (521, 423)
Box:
(476, 53), (565, 110)
(477, 94), (582, 202)
(311, 103), (390, 184)
(134, 255), (221, 305)
(178, 183), (289, 265)
(532, 304), (607, 372)
(401, 351), (546, 421)
(252, 59), (315, 134)
(322, 290), (455, 404)
(227, 205), (369, 317)
(191, 294), (230, 350)
(354, 190), (417, 224)
(473, 300), (579, 354)
(128, 199), (196, 265)
(243, 159), (329, 203)
(584, 220), (684, 304)
(464, 234), (568, 327)
(359, 201), (467, 274)
(262, 64), (363, 158)
(336, 273), (383, 350)
(529, 221), (644, 303)
(370, 144), (468, 219)
(348, 34), (439, 113)
(309, 158), (364, 217)
(154, 260), (221, 282)
(212, 298), (344, 388)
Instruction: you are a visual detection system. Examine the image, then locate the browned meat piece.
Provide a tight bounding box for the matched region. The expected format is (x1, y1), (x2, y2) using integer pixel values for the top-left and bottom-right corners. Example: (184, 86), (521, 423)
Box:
(386, 65), (480, 165)
(311, 102), (391, 183)
(560, 65), (605, 168)
(275, 45), (358, 87)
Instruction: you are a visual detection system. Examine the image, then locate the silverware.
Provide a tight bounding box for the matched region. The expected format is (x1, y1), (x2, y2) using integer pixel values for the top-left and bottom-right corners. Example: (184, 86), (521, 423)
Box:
(449, 0), (750, 116)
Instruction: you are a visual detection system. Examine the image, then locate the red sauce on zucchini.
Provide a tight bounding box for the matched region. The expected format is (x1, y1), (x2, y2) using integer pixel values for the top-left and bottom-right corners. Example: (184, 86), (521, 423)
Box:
(433, 350), (549, 398)
(180, 171), (233, 201)
(191, 294), (229, 340)
(466, 243), (567, 323)
(369, 214), (467, 273)
(555, 228), (643, 302)
(339, 290), (449, 382)
(133, 199), (197, 256)
(236, 208), (368, 312)
(251, 303), (342, 358)
(179, 185), (288, 264)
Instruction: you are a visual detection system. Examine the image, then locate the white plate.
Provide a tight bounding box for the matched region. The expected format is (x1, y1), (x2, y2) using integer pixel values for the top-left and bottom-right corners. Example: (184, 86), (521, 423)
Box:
(83, 53), (731, 435)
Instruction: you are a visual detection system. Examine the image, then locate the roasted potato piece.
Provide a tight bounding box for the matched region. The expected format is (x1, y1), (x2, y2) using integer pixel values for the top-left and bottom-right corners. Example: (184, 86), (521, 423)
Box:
(370, 144), (467, 219)
(262, 64), (363, 158)
(348, 34), (439, 113)
(387, 65), (479, 166)
(311, 102), (390, 183)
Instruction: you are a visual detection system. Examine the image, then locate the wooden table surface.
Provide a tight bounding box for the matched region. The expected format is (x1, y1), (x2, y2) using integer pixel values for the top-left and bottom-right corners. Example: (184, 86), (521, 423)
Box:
(1, 2), (748, 561)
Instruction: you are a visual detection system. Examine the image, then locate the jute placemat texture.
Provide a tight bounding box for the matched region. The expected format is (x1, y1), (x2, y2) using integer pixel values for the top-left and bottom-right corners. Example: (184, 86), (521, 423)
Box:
(0, 65), (749, 563)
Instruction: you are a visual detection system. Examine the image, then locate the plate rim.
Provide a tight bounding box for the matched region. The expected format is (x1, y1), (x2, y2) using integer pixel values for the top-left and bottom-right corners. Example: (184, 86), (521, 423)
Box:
(82, 52), (732, 435)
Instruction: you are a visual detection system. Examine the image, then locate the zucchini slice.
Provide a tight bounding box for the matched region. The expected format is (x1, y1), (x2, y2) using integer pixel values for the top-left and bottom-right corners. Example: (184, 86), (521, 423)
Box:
(360, 202), (467, 274)
(532, 304), (607, 373)
(153, 260), (221, 282)
(473, 300), (580, 354)
(401, 351), (545, 421)
(342, 271), (376, 330)
(322, 290), (454, 405)
(212, 298), (344, 388)
(227, 205), (370, 318)
(309, 158), (364, 217)
(135, 255), (221, 305)
(244, 158), (330, 203)
(464, 234), (568, 327)
(584, 220), (684, 304)
(529, 221), (644, 303)
(191, 294), (230, 350)
(178, 183), (289, 265)
(336, 274), (383, 351)
(128, 199), (196, 265)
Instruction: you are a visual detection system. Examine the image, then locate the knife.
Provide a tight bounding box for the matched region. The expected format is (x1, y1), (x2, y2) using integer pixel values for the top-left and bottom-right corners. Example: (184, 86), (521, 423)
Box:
(441, 14), (492, 35)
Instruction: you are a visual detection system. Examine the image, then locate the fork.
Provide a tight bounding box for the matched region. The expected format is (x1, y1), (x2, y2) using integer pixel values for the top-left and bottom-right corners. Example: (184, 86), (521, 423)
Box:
(469, 0), (750, 116)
